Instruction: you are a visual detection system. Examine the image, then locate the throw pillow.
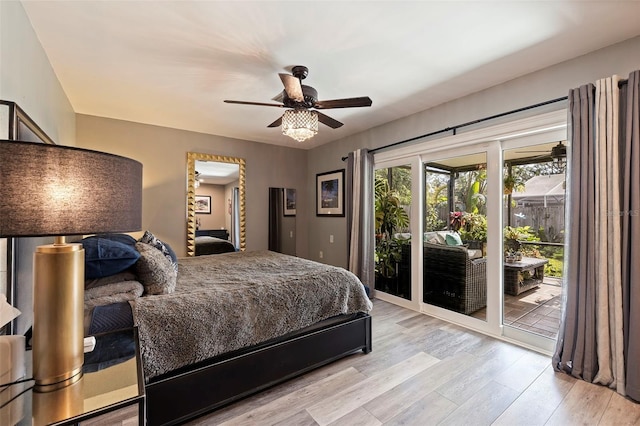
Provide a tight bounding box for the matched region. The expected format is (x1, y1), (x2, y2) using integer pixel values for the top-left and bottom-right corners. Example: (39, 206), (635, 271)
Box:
(434, 232), (448, 244)
(138, 230), (178, 272)
(134, 242), (177, 295)
(445, 232), (463, 246)
(82, 236), (141, 279)
(94, 233), (137, 247)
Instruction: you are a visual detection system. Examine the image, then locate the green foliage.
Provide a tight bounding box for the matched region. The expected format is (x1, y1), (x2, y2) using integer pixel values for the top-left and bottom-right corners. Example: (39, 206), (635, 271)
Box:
(503, 226), (538, 242)
(545, 258), (564, 277)
(374, 237), (404, 278)
(374, 171), (410, 280)
(504, 226), (539, 254)
(375, 167), (412, 205)
(424, 206), (445, 232)
(459, 212), (487, 242)
(457, 169), (487, 214)
(375, 175), (409, 238)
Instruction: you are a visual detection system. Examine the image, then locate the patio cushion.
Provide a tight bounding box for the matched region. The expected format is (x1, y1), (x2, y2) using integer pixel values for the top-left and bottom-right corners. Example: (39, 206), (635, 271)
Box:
(446, 233), (463, 246)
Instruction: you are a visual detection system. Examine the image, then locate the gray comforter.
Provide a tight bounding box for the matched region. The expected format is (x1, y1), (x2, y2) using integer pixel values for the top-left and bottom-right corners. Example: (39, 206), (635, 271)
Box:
(131, 250), (372, 379)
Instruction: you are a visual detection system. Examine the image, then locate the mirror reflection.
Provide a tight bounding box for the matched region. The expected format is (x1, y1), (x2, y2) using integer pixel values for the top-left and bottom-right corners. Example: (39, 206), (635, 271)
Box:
(186, 153), (245, 256)
(268, 187), (296, 256)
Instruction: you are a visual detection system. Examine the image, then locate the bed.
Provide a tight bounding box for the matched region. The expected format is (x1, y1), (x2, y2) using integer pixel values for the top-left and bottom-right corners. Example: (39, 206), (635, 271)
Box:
(194, 235), (236, 255)
(83, 234), (373, 426)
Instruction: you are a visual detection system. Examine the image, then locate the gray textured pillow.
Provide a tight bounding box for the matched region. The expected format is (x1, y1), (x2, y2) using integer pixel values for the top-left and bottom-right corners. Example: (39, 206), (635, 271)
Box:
(134, 242), (177, 295)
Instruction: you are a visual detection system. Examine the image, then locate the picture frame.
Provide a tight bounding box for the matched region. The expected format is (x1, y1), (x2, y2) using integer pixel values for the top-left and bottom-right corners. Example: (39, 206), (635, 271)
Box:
(195, 195), (211, 214)
(316, 169), (345, 217)
(284, 188), (296, 216)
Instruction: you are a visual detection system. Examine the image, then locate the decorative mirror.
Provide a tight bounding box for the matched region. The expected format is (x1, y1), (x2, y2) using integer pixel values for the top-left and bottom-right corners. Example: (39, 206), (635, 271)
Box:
(186, 152), (246, 256)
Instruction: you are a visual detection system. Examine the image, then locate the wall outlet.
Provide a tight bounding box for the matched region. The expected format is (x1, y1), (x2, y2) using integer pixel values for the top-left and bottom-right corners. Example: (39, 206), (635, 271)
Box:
(329, 235), (334, 243)
(319, 251), (323, 259)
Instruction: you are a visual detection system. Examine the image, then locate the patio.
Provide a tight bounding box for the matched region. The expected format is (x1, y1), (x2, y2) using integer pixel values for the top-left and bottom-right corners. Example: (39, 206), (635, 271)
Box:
(471, 277), (563, 339)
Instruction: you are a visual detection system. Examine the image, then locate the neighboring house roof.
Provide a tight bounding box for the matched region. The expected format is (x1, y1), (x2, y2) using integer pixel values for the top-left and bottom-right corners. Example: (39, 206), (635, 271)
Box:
(512, 174), (566, 206)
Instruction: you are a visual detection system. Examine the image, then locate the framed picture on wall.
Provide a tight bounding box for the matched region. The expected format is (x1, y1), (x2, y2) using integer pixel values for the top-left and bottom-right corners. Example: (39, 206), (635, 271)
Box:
(316, 169), (345, 217)
(195, 195), (211, 214)
(284, 188), (296, 216)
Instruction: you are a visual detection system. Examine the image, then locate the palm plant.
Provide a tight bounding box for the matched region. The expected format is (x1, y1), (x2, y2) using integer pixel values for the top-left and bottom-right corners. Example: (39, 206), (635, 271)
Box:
(374, 176), (410, 279)
(374, 176), (409, 238)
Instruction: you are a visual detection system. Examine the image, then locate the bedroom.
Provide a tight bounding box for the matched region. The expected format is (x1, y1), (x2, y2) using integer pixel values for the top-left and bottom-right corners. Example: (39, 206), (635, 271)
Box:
(2, 1), (640, 425)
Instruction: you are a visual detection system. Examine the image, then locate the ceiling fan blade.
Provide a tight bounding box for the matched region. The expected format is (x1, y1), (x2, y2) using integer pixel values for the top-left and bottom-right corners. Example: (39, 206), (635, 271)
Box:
(271, 90), (286, 103)
(224, 100), (285, 108)
(278, 74), (304, 102)
(267, 116), (282, 128)
(314, 96), (372, 109)
(516, 150), (548, 153)
(316, 111), (343, 129)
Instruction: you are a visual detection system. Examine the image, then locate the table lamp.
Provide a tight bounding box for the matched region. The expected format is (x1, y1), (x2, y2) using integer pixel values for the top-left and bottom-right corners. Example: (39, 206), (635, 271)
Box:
(0, 140), (142, 392)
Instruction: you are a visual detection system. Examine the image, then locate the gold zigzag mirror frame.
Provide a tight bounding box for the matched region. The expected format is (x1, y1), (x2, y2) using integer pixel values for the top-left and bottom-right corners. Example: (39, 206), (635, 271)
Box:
(186, 152), (246, 256)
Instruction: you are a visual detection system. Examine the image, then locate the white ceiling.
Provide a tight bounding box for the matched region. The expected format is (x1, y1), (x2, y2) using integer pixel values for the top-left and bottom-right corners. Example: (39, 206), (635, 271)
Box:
(21, 1), (640, 150)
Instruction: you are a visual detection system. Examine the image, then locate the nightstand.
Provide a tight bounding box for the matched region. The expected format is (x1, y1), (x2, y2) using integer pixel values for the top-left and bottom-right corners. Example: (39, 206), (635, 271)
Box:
(0, 327), (145, 425)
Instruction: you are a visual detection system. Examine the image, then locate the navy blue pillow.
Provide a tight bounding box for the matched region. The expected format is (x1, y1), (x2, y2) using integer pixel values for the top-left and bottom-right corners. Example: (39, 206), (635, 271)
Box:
(93, 233), (137, 247)
(83, 236), (141, 279)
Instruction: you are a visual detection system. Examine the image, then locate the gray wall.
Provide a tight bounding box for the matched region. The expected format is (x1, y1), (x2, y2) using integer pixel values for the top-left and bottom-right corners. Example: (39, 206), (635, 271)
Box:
(0, 2), (76, 145)
(306, 35), (640, 268)
(76, 114), (309, 258)
(1, 2), (76, 334)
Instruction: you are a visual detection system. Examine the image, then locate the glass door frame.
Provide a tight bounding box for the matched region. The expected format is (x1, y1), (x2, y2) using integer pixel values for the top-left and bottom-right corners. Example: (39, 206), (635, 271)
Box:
(373, 156), (422, 312)
(373, 109), (567, 353)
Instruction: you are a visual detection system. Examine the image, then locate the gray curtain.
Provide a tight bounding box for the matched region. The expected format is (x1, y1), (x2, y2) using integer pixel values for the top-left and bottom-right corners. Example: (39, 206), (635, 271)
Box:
(620, 71), (640, 401)
(554, 70), (640, 402)
(346, 149), (374, 295)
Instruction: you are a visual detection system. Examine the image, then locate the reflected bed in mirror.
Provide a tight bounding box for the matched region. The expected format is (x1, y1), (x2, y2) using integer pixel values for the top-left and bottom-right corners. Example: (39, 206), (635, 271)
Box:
(187, 152), (246, 256)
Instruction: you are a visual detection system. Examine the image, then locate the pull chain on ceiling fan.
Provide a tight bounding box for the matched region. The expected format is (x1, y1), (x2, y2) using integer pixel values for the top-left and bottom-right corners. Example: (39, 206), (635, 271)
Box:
(224, 65), (372, 142)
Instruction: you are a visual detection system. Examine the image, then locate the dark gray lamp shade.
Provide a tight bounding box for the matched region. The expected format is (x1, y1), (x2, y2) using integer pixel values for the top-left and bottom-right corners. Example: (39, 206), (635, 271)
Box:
(0, 140), (142, 237)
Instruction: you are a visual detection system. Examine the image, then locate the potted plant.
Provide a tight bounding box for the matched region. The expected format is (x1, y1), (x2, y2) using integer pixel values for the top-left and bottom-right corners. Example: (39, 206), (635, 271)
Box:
(374, 176), (410, 291)
(449, 211), (465, 232)
(503, 173), (525, 195)
(503, 225), (539, 255)
(460, 212), (487, 254)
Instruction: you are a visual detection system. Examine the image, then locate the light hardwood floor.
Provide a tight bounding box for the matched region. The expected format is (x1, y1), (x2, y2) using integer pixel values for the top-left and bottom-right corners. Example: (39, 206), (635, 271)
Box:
(185, 299), (640, 426)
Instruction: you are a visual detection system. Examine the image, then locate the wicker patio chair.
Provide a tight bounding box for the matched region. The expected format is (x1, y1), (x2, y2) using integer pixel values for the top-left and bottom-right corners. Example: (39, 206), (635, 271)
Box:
(422, 242), (487, 314)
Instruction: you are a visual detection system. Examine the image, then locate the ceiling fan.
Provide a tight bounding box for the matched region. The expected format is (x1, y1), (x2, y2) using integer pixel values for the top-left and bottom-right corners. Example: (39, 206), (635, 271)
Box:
(516, 141), (567, 160)
(224, 65), (372, 141)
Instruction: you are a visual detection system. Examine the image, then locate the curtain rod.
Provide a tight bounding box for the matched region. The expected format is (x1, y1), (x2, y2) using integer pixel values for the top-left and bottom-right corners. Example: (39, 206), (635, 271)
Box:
(341, 96), (568, 161)
(341, 77), (630, 161)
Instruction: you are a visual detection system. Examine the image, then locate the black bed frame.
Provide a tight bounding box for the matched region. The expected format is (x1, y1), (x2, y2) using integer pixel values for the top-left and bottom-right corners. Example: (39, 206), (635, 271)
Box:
(145, 312), (372, 425)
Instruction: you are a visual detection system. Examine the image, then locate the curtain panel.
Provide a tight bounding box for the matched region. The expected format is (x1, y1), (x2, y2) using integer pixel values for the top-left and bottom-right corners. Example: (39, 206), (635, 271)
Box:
(554, 70), (640, 402)
(346, 149), (374, 295)
(620, 71), (640, 401)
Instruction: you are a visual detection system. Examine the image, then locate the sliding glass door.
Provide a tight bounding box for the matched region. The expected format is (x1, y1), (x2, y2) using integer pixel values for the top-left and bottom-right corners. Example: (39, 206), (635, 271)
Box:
(372, 109), (568, 351)
(374, 164), (412, 301)
(423, 152), (488, 321)
(502, 142), (567, 341)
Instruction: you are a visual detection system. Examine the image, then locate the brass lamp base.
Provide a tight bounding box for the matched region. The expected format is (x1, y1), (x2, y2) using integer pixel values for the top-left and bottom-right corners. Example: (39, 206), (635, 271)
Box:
(33, 238), (84, 392)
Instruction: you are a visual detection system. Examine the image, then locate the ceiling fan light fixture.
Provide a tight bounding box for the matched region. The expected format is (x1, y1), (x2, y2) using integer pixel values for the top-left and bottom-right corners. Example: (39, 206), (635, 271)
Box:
(282, 109), (318, 142)
(551, 142), (567, 173)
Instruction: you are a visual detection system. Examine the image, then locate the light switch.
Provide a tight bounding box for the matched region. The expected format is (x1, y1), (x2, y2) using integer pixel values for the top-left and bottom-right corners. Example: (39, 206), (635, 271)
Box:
(330, 235), (334, 243)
